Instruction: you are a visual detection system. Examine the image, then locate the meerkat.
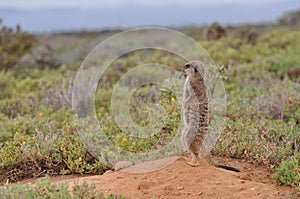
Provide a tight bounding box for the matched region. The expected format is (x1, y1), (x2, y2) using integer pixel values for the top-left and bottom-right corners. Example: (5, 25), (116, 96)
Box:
(181, 61), (240, 172)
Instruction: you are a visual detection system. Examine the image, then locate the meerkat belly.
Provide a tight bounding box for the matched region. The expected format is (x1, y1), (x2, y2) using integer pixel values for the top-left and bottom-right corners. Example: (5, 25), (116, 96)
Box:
(184, 104), (202, 142)
(187, 101), (209, 150)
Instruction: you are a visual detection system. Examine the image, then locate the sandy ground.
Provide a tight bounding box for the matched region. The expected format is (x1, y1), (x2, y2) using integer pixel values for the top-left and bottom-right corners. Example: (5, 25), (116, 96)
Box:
(14, 156), (298, 199)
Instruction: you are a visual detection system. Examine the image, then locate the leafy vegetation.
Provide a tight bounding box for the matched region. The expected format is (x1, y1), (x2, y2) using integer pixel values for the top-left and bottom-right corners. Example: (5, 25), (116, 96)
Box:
(274, 153), (300, 190)
(0, 19), (37, 72)
(0, 176), (125, 198)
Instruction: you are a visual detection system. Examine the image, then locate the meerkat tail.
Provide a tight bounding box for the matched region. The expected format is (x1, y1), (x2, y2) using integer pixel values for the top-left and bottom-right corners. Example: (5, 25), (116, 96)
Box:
(205, 155), (240, 172)
(214, 164), (240, 172)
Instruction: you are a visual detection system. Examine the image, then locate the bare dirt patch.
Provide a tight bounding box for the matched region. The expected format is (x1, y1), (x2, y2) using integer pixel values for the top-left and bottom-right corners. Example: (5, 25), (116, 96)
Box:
(7, 156), (299, 199)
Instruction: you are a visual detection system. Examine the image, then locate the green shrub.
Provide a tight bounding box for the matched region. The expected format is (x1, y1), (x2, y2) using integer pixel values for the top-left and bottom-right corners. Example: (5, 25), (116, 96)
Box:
(0, 19), (37, 72)
(0, 176), (126, 199)
(0, 72), (16, 99)
(273, 154), (300, 190)
(215, 118), (299, 167)
(0, 114), (38, 142)
(0, 121), (109, 182)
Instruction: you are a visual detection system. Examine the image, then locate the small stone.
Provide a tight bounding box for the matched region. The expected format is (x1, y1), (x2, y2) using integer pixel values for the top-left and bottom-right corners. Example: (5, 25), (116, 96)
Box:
(238, 187), (245, 191)
(177, 185), (184, 190)
(197, 191), (203, 196)
(116, 174), (126, 178)
(138, 182), (150, 190)
(240, 180), (245, 183)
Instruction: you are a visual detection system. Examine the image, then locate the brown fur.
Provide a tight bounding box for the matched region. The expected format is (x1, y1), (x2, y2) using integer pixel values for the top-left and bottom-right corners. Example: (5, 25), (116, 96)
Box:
(204, 22), (227, 41)
(181, 61), (209, 166)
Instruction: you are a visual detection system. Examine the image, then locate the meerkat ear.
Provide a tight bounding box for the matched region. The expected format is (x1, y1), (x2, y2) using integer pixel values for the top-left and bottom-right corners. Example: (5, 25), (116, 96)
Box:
(193, 65), (199, 73)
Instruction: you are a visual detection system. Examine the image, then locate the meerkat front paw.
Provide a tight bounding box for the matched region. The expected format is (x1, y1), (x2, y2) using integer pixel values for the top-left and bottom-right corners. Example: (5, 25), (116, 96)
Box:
(186, 152), (200, 167)
(186, 161), (199, 167)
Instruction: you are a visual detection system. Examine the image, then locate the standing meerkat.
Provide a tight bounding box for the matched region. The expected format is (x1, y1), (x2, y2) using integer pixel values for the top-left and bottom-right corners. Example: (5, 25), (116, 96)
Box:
(181, 61), (240, 172)
(181, 61), (208, 166)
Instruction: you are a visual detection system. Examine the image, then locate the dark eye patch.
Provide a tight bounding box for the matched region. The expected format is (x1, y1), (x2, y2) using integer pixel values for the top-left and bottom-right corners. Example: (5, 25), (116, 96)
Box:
(184, 63), (191, 69)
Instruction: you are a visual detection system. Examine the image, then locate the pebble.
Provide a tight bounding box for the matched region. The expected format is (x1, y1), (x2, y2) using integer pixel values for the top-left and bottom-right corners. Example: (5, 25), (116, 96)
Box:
(177, 185), (184, 190)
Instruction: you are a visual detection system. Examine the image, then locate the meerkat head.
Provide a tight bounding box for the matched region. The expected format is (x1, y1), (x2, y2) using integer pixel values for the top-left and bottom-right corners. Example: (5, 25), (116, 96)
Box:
(182, 61), (205, 79)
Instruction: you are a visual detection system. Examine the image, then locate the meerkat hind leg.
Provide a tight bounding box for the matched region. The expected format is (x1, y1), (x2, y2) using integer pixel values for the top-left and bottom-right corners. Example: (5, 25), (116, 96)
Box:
(186, 152), (200, 167)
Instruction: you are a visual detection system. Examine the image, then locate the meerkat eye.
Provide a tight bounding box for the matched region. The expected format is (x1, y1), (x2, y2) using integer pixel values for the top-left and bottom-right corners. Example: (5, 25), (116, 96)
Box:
(184, 64), (190, 69)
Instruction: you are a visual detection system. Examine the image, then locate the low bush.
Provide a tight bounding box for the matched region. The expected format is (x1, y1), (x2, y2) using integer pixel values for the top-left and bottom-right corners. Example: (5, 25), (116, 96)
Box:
(0, 176), (125, 199)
